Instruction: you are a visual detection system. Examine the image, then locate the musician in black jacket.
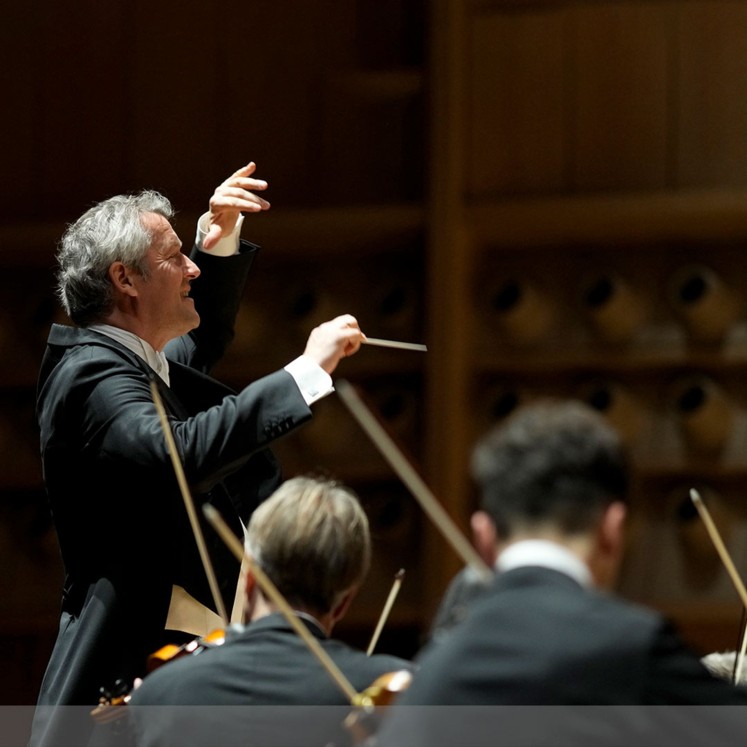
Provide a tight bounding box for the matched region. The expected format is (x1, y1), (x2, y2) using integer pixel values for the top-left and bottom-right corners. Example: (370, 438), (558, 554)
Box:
(129, 475), (414, 747)
(379, 400), (747, 746)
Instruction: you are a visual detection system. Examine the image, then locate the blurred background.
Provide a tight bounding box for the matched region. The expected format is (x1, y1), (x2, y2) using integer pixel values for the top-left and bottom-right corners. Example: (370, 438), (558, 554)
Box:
(4, 0), (747, 704)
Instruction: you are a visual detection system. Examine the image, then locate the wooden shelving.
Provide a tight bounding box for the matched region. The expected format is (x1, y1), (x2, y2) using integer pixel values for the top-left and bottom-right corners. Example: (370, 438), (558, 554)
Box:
(468, 189), (747, 248)
(426, 0), (747, 656)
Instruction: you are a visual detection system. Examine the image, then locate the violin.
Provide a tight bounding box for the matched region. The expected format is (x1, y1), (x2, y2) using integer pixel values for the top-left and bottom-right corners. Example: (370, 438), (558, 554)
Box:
(354, 668), (413, 708)
(90, 627), (229, 723)
(90, 679), (132, 724)
(147, 627), (227, 672)
(345, 669), (413, 744)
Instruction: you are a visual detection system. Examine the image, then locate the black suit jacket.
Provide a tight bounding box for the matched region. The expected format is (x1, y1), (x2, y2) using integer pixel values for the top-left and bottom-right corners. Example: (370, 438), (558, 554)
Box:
(377, 566), (747, 746)
(33, 244), (313, 716)
(128, 613), (415, 747)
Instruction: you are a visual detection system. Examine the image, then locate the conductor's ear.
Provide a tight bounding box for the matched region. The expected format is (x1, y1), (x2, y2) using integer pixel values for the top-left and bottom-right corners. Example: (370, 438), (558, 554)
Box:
(108, 261), (138, 297)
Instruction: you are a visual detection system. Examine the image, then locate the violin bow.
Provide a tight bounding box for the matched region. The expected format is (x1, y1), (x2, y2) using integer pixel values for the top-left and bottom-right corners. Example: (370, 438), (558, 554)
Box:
(367, 569), (405, 656)
(336, 379), (493, 582)
(689, 488), (747, 683)
(150, 377), (229, 625)
(202, 503), (363, 705)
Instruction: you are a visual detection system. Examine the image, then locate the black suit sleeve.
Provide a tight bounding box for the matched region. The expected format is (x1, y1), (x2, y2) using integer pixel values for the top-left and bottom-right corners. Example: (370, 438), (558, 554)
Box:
(642, 620), (747, 705)
(165, 240), (259, 373)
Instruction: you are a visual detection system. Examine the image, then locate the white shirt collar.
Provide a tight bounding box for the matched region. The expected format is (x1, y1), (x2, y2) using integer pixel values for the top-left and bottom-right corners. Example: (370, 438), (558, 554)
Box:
(88, 323), (170, 386)
(497, 539), (593, 588)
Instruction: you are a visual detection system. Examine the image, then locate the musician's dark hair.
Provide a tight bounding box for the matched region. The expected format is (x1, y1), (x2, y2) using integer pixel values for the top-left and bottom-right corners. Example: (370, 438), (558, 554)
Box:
(471, 399), (629, 539)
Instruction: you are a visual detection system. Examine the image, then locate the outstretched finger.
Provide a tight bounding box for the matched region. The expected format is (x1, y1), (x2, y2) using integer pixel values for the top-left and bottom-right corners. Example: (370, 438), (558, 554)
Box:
(226, 177), (268, 191)
(225, 162), (257, 184)
(211, 189), (271, 211)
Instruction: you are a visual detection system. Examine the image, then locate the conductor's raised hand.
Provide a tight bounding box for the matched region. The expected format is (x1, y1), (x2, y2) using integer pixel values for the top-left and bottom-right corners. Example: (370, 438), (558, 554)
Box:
(304, 315), (365, 375)
(203, 162), (271, 251)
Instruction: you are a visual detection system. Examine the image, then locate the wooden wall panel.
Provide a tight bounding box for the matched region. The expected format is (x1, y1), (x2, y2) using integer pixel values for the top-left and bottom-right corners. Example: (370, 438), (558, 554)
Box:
(0, 1), (386, 223)
(35, 2), (132, 218)
(1, 1), (133, 220)
(677, 1), (747, 187)
(319, 70), (424, 204)
(0, 7), (38, 219)
(127, 2), (222, 208)
(220, 2), (358, 208)
(449, 0), (747, 658)
(571, 2), (673, 190)
(466, 6), (569, 197)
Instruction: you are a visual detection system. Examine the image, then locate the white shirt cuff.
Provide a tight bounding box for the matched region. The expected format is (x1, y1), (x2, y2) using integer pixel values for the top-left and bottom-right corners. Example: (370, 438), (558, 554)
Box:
(195, 212), (244, 256)
(284, 355), (334, 406)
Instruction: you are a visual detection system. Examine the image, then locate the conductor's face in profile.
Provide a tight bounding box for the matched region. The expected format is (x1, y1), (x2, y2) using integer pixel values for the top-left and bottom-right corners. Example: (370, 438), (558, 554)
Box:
(108, 211), (202, 350)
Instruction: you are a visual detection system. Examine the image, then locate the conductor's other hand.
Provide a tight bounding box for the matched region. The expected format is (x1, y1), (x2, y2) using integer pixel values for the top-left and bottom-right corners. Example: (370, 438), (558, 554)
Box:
(203, 162), (271, 250)
(304, 315), (364, 375)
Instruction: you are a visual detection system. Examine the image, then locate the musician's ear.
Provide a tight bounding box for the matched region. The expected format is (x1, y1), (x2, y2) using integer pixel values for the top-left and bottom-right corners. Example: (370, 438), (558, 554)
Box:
(599, 500), (627, 554)
(242, 568), (258, 623)
(471, 510), (498, 567)
(590, 500), (627, 589)
(330, 587), (357, 626)
(244, 569), (256, 597)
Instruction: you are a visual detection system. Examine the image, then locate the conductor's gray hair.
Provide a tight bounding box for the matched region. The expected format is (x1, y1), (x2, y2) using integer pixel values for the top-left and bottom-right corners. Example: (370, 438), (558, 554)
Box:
(56, 190), (174, 326)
